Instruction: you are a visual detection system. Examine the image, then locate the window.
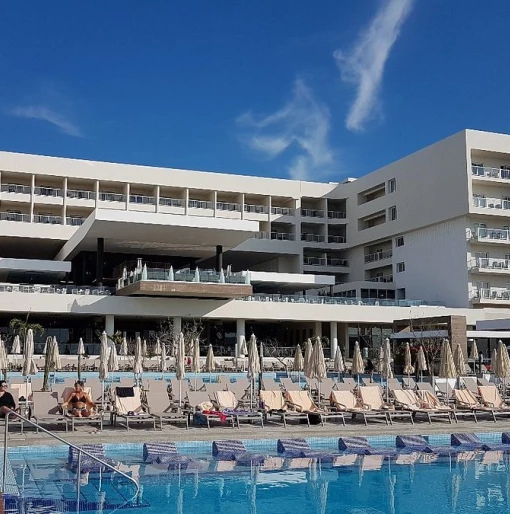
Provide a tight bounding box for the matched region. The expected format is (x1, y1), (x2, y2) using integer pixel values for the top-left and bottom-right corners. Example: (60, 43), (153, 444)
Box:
(395, 236), (404, 247)
(396, 262), (405, 273)
(388, 178), (396, 193)
(389, 206), (397, 221)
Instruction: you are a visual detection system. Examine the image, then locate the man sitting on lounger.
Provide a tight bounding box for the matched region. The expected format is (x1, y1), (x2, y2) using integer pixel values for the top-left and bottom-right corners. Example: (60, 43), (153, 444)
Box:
(0, 381), (17, 417)
(62, 381), (96, 417)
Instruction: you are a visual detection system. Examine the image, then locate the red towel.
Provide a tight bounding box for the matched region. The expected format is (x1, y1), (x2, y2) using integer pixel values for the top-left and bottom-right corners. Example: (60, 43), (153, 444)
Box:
(202, 410), (227, 424)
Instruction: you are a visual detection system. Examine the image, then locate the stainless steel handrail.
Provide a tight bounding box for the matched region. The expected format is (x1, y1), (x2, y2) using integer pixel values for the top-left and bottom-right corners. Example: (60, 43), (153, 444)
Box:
(2, 411), (139, 505)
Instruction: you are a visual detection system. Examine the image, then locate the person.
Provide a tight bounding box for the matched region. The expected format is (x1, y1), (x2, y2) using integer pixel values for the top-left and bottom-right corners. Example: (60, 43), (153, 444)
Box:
(62, 381), (96, 417)
(365, 359), (375, 373)
(0, 381), (17, 417)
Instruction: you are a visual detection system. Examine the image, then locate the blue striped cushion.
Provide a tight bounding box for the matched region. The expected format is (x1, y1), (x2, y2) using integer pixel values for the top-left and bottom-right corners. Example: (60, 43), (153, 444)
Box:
(502, 433), (510, 444)
(68, 445), (105, 469)
(396, 435), (428, 449)
(143, 442), (178, 463)
(277, 439), (310, 456)
(338, 437), (371, 452)
(451, 433), (483, 447)
(212, 440), (247, 459)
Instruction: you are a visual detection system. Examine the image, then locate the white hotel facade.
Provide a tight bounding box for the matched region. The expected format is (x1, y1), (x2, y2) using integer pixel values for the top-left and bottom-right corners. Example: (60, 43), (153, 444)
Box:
(1, 129), (510, 356)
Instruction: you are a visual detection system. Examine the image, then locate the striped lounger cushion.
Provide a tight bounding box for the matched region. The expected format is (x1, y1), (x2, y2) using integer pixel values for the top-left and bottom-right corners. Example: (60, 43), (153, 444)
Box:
(68, 444), (109, 471)
(143, 442), (192, 467)
(338, 437), (395, 456)
(212, 440), (265, 465)
(451, 433), (484, 448)
(396, 435), (458, 455)
(277, 438), (335, 462)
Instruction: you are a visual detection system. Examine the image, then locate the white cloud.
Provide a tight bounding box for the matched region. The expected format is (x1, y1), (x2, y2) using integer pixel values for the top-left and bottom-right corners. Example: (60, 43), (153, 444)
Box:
(10, 104), (83, 137)
(334, 0), (414, 132)
(237, 79), (334, 181)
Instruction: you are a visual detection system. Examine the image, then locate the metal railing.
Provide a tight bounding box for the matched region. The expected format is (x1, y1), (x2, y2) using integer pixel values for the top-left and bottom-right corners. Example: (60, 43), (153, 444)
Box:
(244, 204), (268, 214)
(301, 208), (325, 218)
(303, 257), (349, 267)
(0, 212), (31, 223)
(364, 249), (393, 263)
(34, 186), (63, 197)
(188, 199), (213, 209)
(328, 235), (346, 243)
(217, 201), (241, 212)
(159, 197), (183, 207)
(0, 184), (31, 194)
(472, 227), (510, 242)
(67, 189), (96, 200)
(271, 206), (294, 216)
(99, 192), (126, 202)
(2, 411), (139, 508)
(33, 214), (63, 224)
(254, 231), (294, 241)
(367, 274), (393, 283)
(66, 217), (85, 226)
(472, 196), (510, 210)
(471, 288), (510, 301)
(129, 194), (155, 205)
(0, 283), (112, 295)
(472, 165), (510, 180)
(469, 258), (510, 271)
(328, 210), (346, 219)
(301, 233), (325, 243)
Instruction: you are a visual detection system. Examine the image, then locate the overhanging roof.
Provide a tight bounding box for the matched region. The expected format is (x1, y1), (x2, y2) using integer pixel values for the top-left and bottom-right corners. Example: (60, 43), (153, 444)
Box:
(248, 271), (335, 293)
(56, 209), (259, 260)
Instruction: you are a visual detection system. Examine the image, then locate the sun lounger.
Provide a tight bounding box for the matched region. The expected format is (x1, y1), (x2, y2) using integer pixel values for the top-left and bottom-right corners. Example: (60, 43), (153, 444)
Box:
(414, 389), (469, 423)
(145, 390), (188, 429)
(392, 389), (452, 424)
(214, 390), (263, 428)
(402, 377), (416, 390)
(280, 378), (301, 392)
(359, 386), (413, 424)
(68, 444), (115, 473)
(259, 390), (310, 427)
(143, 442), (194, 469)
(277, 438), (339, 462)
(212, 440), (265, 465)
(395, 435), (458, 455)
(387, 378), (402, 390)
(330, 390), (389, 425)
(226, 382), (250, 404)
(478, 377), (491, 387)
(187, 391), (235, 428)
(462, 377), (479, 395)
(341, 378), (357, 390)
(285, 390), (345, 426)
(338, 437), (396, 456)
(478, 386), (510, 420)
(113, 386), (156, 430)
(30, 392), (69, 432)
(454, 389), (494, 422)
(416, 382), (435, 394)
(450, 433), (505, 451)
(262, 378), (280, 390)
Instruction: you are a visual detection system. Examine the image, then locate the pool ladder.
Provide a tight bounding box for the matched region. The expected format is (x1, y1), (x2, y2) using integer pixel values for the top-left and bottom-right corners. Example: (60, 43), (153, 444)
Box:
(1, 411), (140, 512)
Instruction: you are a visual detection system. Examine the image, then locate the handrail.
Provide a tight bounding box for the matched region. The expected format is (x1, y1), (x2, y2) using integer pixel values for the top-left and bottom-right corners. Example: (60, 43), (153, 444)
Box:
(2, 411), (139, 506)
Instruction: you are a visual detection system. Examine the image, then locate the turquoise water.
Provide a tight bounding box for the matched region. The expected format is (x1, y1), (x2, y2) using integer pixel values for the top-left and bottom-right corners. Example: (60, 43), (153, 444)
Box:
(6, 443), (510, 514)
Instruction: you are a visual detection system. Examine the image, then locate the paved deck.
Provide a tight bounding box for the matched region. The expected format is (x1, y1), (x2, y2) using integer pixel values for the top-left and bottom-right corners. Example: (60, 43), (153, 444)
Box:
(3, 416), (505, 448)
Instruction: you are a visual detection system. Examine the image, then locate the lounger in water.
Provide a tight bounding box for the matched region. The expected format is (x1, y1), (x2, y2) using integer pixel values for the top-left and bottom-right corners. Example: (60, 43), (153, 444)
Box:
(143, 442), (194, 469)
(277, 438), (338, 462)
(395, 435), (457, 455)
(338, 437), (396, 456)
(68, 444), (115, 473)
(451, 433), (506, 451)
(212, 440), (265, 465)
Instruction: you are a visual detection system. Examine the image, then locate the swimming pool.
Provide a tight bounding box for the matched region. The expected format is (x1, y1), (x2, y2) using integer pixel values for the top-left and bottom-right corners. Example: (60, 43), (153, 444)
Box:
(5, 434), (510, 514)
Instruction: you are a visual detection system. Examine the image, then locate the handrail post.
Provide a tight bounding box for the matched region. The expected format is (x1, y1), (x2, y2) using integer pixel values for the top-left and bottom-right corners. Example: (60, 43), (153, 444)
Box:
(77, 450), (81, 514)
(2, 412), (10, 492)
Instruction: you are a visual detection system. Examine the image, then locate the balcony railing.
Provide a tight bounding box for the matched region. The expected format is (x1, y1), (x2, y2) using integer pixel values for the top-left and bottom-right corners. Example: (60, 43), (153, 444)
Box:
(1, 184), (31, 194)
(34, 186), (63, 197)
(328, 210), (346, 219)
(469, 258), (510, 271)
(472, 165), (510, 180)
(188, 199), (213, 209)
(364, 249), (393, 263)
(472, 196), (510, 210)
(99, 192), (126, 202)
(471, 288), (510, 301)
(66, 216), (85, 226)
(0, 212), (31, 222)
(367, 274), (393, 283)
(303, 257), (349, 267)
(67, 189), (96, 200)
(244, 204), (268, 214)
(328, 235), (346, 244)
(159, 197), (183, 207)
(301, 233), (325, 243)
(129, 194), (155, 205)
(301, 208), (325, 218)
(472, 227), (510, 242)
(217, 201), (241, 212)
(33, 214), (63, 224)
(0, 283), (112, 295)
(271, 206), (294, 216)
(255, 231), (294, 241)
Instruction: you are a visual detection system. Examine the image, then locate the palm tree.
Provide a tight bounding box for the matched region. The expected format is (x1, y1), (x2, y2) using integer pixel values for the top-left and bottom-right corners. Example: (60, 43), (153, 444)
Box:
(9, 316), (44, 351)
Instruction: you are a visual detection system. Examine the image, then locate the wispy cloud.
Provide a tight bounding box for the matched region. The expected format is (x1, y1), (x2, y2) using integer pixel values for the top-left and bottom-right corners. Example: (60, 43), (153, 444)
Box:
(237, 79), (335, 181)
(334, 0), (414, 132)
(10, 104), (83, 137)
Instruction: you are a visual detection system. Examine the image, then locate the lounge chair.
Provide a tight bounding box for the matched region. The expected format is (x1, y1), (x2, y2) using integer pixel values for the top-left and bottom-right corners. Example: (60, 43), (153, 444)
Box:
(338, 437), (396, 456)
(341, 378), (357, 390)
(414, 389), (470, 423)
(436, 382), (455, 401)
(226, 382), (251, 405)
(280, 378), (301, 392)
(387, 378), (402, 390)
(454, 389), (494, 422)
(359, 386), (413, 424)
(462, 377), (480, 395)
(277, 438), (339, 462)
(478, 377), (491, 387)
(478, 386), (510, 419)
(145, 390), (188, 429)
(143, 442), (194, 469)
(68, 444), (115, 473)
(416, 382), (435, 394)
(30, 392), (69, 432)
(205, 383), (226, 399)
(214, 390), (264, 428)
(402, 377), (417, 390)
(145, 379), (170, 393)
(113, 386), (156, 430)
(59, 386), (104, 431)
(330, 390), (389, 425)
(285, 390), (345, 426)
(395, 435), (457, 455)
(259, 390), (310, 427)
(450, 433), (508, 451)
(170, 379), (190, 403)
(212, 440), (265, 465)
(190, 377), (205, 392)
(187, 391), (235, 428)
(392, 389), (452, 424)
(262, 378), (280, 390)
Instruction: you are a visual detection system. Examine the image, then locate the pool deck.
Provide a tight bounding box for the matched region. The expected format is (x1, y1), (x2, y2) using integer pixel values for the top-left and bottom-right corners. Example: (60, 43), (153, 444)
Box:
(3, 417), (506, 448)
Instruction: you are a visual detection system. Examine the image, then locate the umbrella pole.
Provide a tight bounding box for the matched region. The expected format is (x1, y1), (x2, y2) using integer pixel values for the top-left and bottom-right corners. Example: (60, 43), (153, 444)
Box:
(179, 381), (182, 411)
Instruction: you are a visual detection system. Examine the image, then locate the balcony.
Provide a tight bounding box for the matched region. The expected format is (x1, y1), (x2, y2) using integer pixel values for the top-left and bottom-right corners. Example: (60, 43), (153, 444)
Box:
(34, 186), (63, 197)
(303, 257), (349, 268)
(471, 288), (510, 303)
(188, 200), (213, 210)
(159, 197), (183, 207)
(244, 204), (268, 214)
(0, 283), (112, 295)
(365, 249), (393, 263)
(67, 189), (96, 200)
(99, 192), (126, 202)
(0, 212), (31, 223)
(301, 233), (325, 243)
(129, 194), (155, 205)
(472, 196), (510, 210)
(469, 258), (510, 274)
(471, 227), (510, 243)
(1, 184), (31, 194)
(33, 214), (63, 225)
(328, 235), (346, 244)
(367, 274), (393, 283)
(328, 210), (346, 219)
(66, 217), (85, 226)
(255, 231), (294, 241)
(217, 202), (241, 212)
(472, 165), (510, 180)
(271, 206), (294, 216)
(301, 208), (325, 218)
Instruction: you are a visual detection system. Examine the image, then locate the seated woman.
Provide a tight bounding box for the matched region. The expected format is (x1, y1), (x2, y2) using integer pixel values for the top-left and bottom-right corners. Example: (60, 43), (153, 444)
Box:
(0, 381), (17, 417)
(62, 381), (96, 417)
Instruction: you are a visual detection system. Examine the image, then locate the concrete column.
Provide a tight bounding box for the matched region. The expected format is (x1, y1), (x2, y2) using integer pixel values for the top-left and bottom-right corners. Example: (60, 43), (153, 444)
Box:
(330, 321), (338, 358)
(105, 314), (115, 336)
(339, 323), (350, 358)
(216, 245), (223, 272)
(155, 185), (160, 213)
(30, 174), (35, 220)
(62, 177), (68, 225)
(125, 184), (130, 210)
(96, 238), (104, 286)
(314, 321), (322, 339)
(173, 317), (182, 338)
(236, 319), (246, 358)
(184, 188), (189, 215)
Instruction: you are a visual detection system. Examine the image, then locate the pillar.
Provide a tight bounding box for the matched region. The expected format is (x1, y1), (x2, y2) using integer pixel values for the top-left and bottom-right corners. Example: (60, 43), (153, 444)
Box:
(236, 319), (245, 358)
(105, 315), (115, 337)
(173, 317), (182, 338)
(96, 238), (104, 286)
(314, 321), (322, 339)
(216, 245), (223, 272)
(330, 321), (338, 359)
(339, 322), (350, 358)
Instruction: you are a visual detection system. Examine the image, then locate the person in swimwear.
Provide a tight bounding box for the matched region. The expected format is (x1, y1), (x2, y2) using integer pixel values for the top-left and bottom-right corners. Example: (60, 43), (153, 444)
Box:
(62, 381), (96, 417)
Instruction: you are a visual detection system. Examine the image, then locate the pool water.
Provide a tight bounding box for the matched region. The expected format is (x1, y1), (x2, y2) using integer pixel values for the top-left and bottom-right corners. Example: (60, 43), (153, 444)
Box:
(5, 443), (510, 514)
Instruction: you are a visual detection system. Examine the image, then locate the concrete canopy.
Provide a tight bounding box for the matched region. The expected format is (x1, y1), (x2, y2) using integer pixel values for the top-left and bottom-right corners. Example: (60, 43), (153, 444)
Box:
(56, 209), (259, 260)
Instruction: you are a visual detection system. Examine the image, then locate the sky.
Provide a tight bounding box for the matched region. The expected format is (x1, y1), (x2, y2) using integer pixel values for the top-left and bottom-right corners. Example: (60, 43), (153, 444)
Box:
(1, 1), (510, 183)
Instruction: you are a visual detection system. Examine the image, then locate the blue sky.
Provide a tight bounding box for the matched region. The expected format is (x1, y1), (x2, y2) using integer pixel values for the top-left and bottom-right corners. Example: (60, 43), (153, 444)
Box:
(1, 1), (510, 182)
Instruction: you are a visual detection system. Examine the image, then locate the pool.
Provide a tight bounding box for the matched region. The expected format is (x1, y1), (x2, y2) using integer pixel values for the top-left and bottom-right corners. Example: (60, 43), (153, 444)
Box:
(5, 435), (510, 514)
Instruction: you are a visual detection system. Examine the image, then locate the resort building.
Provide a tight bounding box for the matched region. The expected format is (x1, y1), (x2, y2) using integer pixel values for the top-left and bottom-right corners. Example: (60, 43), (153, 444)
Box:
(1, 129), (510, 357)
